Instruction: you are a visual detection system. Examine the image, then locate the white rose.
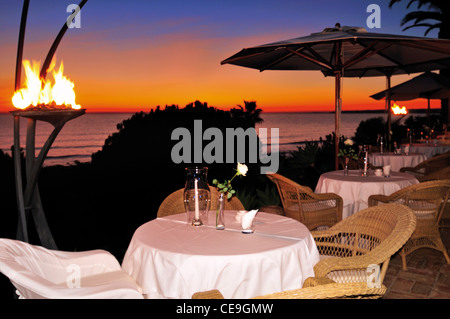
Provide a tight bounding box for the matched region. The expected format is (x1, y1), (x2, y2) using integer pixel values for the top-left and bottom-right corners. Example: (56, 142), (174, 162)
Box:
(237, 162), (248, 176)
(344, 139), (353, 146)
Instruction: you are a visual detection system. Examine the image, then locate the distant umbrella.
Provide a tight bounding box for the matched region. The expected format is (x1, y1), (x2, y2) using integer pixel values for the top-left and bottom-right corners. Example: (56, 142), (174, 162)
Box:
(371, 71), (450, 125)
(221, 24), (450, 169)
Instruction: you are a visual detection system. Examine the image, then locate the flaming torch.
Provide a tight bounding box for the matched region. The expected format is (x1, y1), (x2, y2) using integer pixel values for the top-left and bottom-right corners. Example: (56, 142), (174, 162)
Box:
(12, 0), (88, 250)
(12, 60), (81, 110)
(11, 59), (85, 248)
(391, 103), (408, 125)
(391, 103), (407, 116)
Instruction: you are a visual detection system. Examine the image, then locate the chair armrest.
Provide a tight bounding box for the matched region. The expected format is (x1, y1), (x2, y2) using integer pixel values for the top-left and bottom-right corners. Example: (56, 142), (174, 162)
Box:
(310, 230), (396, 279)
(400, 167), (425, 175)
(313, 193), (342, 201)
(312, 254), (381, 280)
(368, 194), (391, 206)
(192, 289), (224, 299)
(254, 282), (386, 299)
(192, 283), (387, 299)
(302, 276), (335, 287)
(51, 249), (123, 274)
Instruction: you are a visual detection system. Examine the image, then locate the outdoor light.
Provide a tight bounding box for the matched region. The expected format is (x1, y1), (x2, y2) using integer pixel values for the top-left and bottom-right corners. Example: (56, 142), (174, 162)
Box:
(10, 60), (85, 248)
(11, 0), (87, 249)
(391, 103), (407, 115)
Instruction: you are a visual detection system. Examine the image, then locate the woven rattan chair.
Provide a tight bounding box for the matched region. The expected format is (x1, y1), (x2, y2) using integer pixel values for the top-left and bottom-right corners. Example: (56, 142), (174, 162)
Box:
(305, 203), (416, 287)
(157, 187), (245, 218)
(368, 180), (450, 270)
(399, 151), (450, 176)
(415, 166), (450, 182)
(192, 282), (387, 299)
(266, 173), (343, 230)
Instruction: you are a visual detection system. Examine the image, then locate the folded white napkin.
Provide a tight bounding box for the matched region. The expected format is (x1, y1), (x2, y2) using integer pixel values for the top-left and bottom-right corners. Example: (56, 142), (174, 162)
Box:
(404, 145), (410, 154)
(241, 209), (259, 229)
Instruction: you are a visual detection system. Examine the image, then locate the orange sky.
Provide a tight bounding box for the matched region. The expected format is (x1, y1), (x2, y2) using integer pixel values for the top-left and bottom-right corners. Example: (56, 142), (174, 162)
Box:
(2, 36), (440, 114)
(0, 1), (443, 114)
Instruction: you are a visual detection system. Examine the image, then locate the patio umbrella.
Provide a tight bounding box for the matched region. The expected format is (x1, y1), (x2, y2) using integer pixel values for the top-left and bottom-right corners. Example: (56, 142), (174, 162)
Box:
(221, 24), (450, 169)
(370, 71), (450, 126)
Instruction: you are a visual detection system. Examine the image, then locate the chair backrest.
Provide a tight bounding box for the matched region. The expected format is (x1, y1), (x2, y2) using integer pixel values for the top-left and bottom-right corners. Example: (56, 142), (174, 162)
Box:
(266, 173), (315, 216)
(318, 204), (416, 260)
(406, 180), (450, 223)
(401, 152), (450, 175)
(266, 173), (342, 230)
(311, 204), (416, 286)
(157, 187), (245, 218)
(371, 180), (450, 223)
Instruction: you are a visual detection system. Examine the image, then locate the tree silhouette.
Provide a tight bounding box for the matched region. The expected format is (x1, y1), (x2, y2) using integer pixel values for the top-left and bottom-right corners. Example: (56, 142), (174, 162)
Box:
(230, 100), (264, 128)
(389, 0), (450, 123)
(389, 0), (450, 38)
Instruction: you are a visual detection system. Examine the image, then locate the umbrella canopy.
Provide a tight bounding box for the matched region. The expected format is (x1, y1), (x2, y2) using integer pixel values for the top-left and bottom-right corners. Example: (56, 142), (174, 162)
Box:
(371, 71), (450, 101)
(371, 71), (450, 127)
(221, 24), (450, 169)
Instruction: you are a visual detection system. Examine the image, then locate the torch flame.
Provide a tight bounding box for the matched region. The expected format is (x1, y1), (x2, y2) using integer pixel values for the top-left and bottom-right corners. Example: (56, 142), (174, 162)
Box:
(391, 103), (407, 115)
(12, 60), (81, 110)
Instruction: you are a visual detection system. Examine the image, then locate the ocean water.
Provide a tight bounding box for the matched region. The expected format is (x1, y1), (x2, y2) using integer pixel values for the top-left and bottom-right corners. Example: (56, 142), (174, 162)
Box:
(0, 113), (134, 166)
(0, 111), (394, 166)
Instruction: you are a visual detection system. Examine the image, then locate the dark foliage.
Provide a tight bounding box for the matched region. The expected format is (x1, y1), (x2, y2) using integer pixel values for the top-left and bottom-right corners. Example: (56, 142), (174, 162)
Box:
(0, 101), (271, 263)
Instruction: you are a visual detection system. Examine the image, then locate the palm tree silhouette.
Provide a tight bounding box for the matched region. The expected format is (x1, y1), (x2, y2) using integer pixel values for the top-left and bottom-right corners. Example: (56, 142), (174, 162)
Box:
(232, 100), (264, 128)
(389, 0), (450, 38)
(389, 0), (450, 124)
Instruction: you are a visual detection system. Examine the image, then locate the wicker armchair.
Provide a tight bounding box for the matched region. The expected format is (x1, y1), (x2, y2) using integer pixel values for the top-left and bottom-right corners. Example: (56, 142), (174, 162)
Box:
(157, 187), (245, 218)
(192, 282), (387, 299)
(266, 173), (342, 230)
(415, 166), (450, 182)
(399, 151), (450, 176)
(368, 180), (450, 270)
(306, 204), (416, 287)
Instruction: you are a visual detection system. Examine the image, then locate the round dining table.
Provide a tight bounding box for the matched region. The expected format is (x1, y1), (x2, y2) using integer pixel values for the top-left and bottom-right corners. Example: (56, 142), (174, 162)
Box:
(315, 170), (419, 219)
(370, 152), (426, 172)
(122, 210), (320, 299)
(408, 143), (450, 159)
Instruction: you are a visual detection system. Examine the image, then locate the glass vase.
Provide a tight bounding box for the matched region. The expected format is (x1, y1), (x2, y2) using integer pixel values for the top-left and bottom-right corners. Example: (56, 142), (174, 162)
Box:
(216, 193), (225, 230)
(184, 167), (210, 226)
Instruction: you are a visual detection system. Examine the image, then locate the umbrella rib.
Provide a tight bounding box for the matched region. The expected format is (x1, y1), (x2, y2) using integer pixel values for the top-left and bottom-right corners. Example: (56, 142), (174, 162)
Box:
(284, 47), (333, 70)
(220, 51), (267, 65)
(355, 41), (406, 72)
(302, 44), (331, 67)
(259, 49), (297, 71)
(343, 41), (392, 69)
(399, 41), (450, 55)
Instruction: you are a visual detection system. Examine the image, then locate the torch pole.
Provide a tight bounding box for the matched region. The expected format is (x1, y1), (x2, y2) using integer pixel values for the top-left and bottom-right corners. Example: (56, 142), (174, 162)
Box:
(11, 109), (85, 249)
(12, 0), (87, 248)
(13, 0), (30, 243)
(13, 116), (28, 243)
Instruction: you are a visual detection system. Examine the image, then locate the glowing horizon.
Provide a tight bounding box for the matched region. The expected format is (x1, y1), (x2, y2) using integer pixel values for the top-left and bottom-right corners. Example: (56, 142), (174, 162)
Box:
(0, 1), (444, 115)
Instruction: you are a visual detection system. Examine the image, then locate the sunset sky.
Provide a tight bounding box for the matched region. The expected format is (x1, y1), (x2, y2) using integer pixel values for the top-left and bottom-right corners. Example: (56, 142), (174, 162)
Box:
(0, 0), (443, 113)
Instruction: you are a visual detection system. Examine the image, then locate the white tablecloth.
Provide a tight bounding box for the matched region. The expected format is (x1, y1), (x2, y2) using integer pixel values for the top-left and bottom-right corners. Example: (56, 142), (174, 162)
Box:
(315, 170), (419, 219)
(122, 211), (320, 299)
(408, 143), (450, 159)
(370, 152), (426, 172)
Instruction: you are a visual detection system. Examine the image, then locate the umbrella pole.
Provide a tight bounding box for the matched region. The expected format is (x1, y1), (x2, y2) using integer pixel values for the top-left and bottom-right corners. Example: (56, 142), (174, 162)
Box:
(386, 75), (392, 151)
(427, 98), (431, 128)
(335, 70), (342, 170)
